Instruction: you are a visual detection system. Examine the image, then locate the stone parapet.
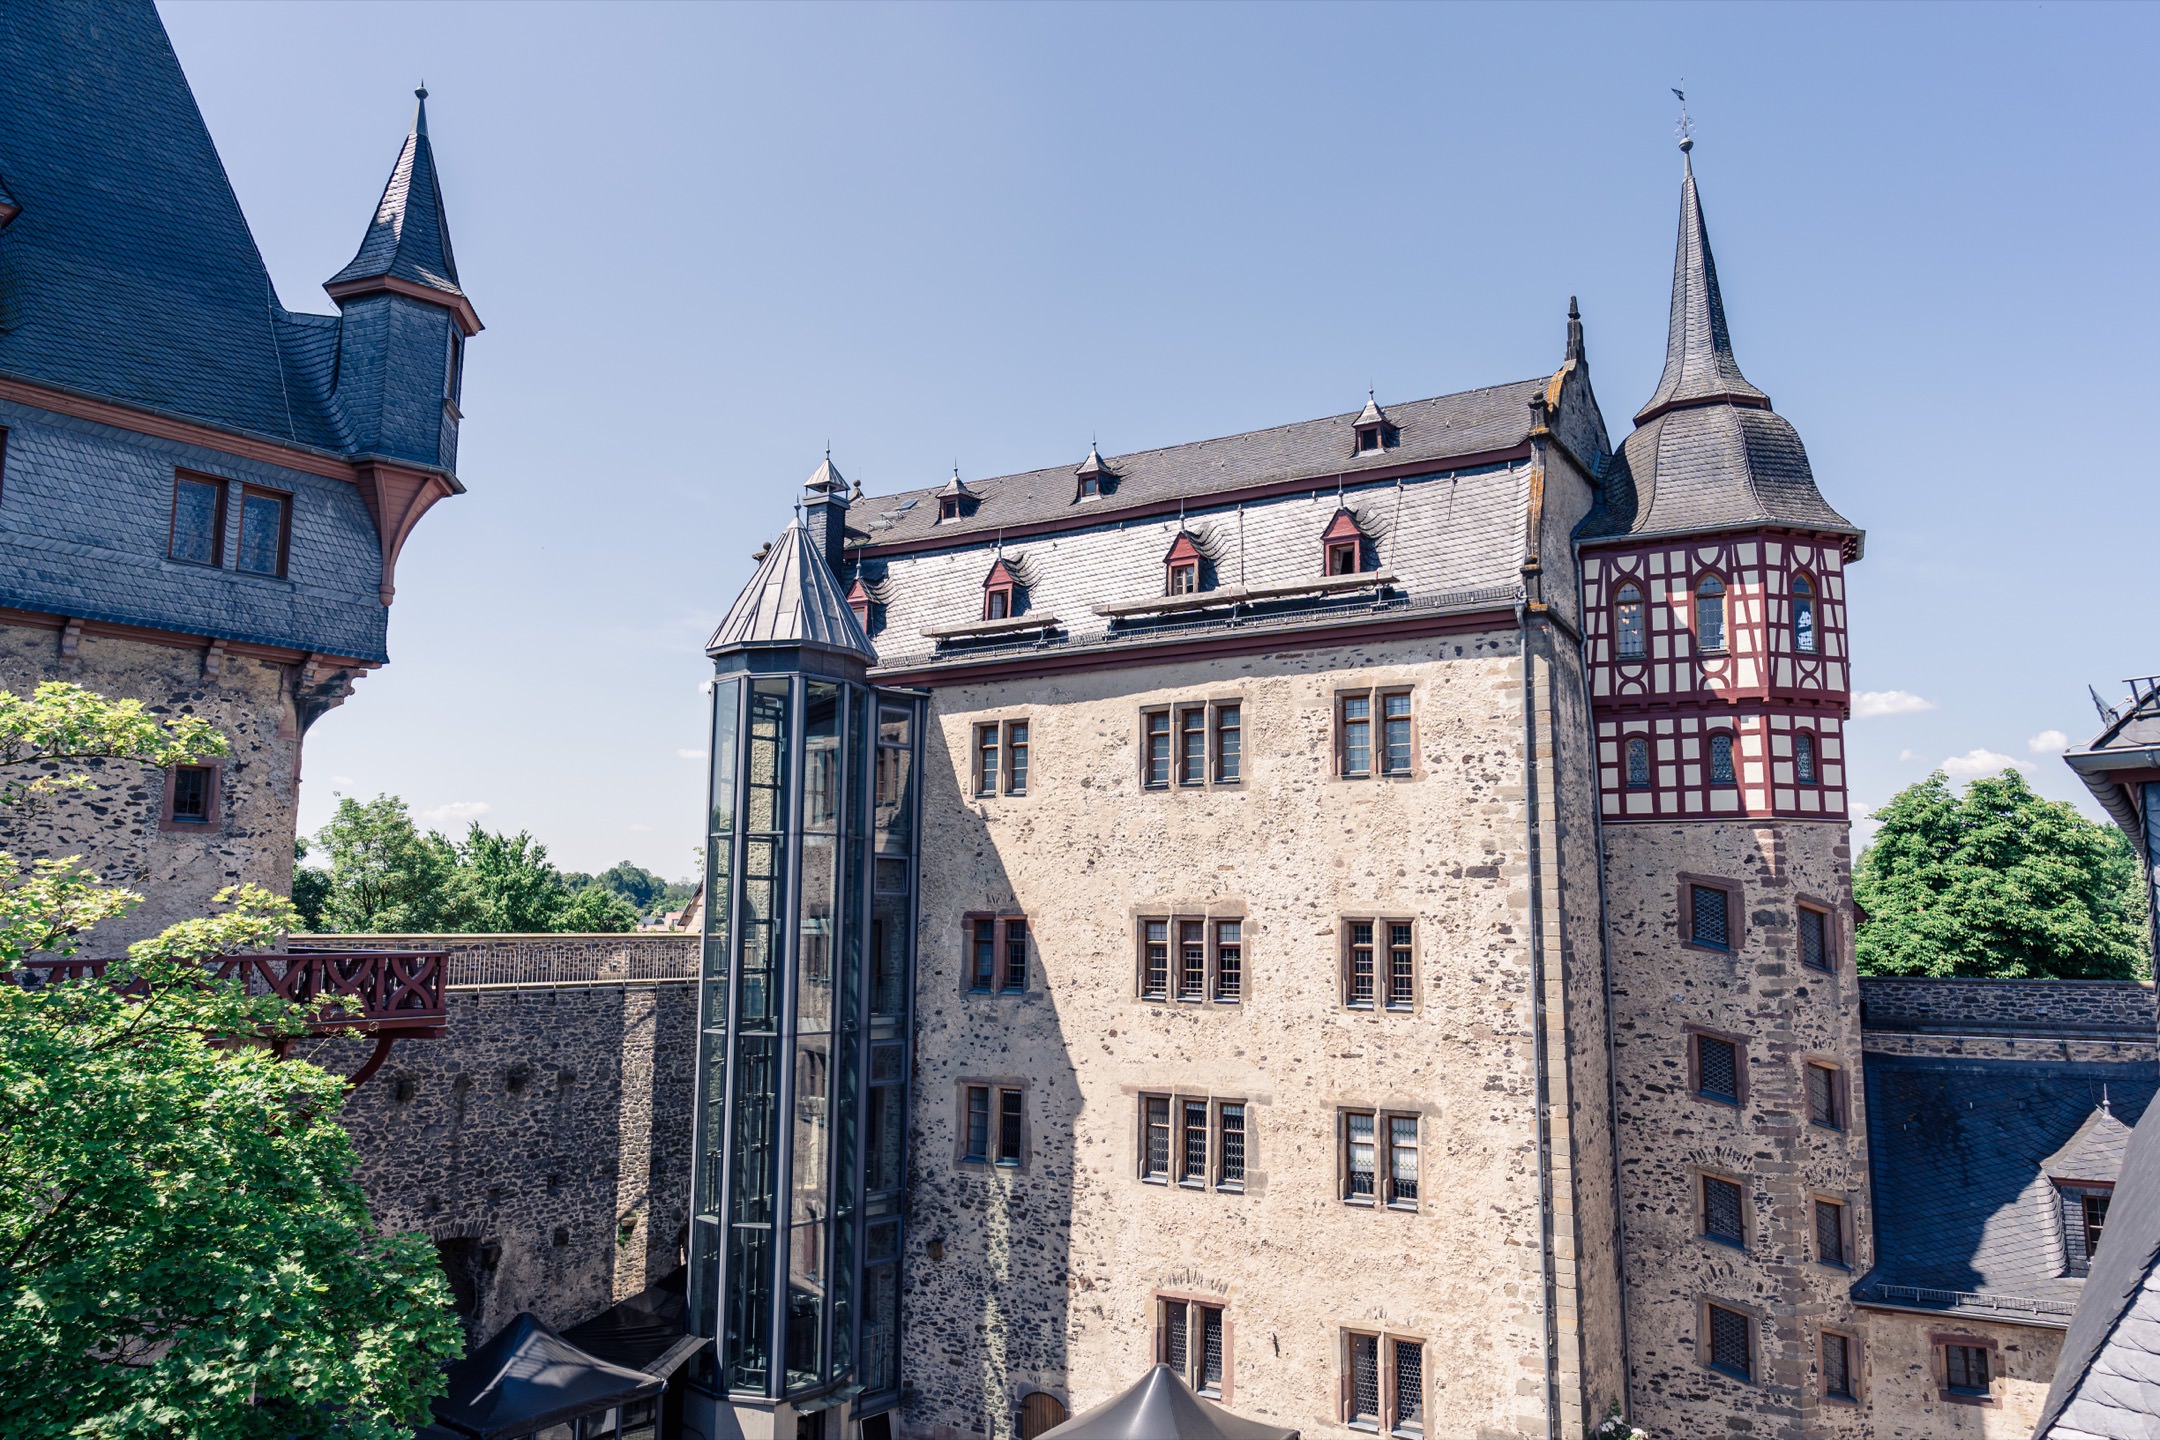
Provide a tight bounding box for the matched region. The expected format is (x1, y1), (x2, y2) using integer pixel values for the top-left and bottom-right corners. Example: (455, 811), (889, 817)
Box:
(300, 932), (699, 987)
(1860, 977), (2157, 1042)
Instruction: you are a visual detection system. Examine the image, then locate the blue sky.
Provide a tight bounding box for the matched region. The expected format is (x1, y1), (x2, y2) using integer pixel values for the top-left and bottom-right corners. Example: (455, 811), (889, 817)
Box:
(160, 1), (2160, 878)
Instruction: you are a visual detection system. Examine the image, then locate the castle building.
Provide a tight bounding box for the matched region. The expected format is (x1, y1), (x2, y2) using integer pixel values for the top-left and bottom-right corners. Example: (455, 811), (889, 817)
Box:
(0, 1), (475, 941)
(688, 138), (2147, 1440)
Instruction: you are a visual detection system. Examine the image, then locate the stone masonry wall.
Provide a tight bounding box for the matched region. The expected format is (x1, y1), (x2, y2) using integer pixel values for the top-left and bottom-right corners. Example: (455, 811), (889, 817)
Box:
(1603, 819), (1870, 1440)
(0, 622), (299, 948)
(1860, 978), (2158, 1040)
(1859, 1312), (2061, 1438)
(903, 630), (1579, 1440)
(304, 934), (699, 1343)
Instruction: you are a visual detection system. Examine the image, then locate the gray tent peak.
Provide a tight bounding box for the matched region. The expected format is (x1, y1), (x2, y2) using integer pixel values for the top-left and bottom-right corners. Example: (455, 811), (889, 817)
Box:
(1038, 1365), (1299, 1440)
(708, 519), (874, 662)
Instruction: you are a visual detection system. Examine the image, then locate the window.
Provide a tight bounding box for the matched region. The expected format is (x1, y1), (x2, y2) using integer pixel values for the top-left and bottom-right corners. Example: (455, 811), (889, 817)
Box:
(1805, 1063), (1845, 1130)
(1943, 1342), (1990, 1396)
(1143, 1096), (1171, 1179)
(1690, 1032), (1742, 1106)
(1625, 738), (1651, 789)
(1141, 703), (1242, 790)
(1386, 922), (1414, 1009)
(1614, 581), (1645, 660)
(1706, 1302), (1752, 1380)
(1342, 1109), (1418, 1209)
(939, 496), (960, 522)
(1328, 541), (1359, 574)
(2061, 1183), (2114, 1275)
(1215, 705), (1241, 783)
(965, 915), (1028, 994)
(0, 427), (8, 503)
(1138, 916), (1244, 1004)
(1357, 428), (1381, 454)
(1702, 1174), (1745, 1247)
(1346, 921), (1374, 1008)
(1143, 1099), (1248, 1192)
(1339, 689), (1412, 778)
(1686, 882), (1733, 951)
(2085, 1192), (2111, 1258)
(1821, 1330), (1856, 1402)
(1798, 905), (1831, 971)
(169, 473), (226, 566)
(1168, 560), (1199, 595)
(1792, 574), (1816, 654)
(1144, 710), (1172, 789)
(1079, 475), (1102, 499)
(1815, 1197), (1849, 1269)
(1179, 708), (1207, 786)
(985, 588), (1010, 620)
(163, 764), (217, 828)
(1179, 1099), (1209, 1185)
(1795, 731), (1818, 786)
(960, 1083), (1024, 1167)
(1158, 1298), (1227, 1398)
(973, 720), (1027, 796)
(1708, 731), (1736, 787)
(1349, 1333), (1380, 1427)
(235, 486), (290, 577)
(1345, 1332), (1424, 1432)
(1695, 575), (1727, 653)
(1217, 1102), (1245, 1188)
(1323, 508), (1368, 576)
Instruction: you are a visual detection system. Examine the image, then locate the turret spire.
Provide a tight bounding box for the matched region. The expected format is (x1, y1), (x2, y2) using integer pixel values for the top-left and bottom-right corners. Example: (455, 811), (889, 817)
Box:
(324, 86), (480, 335)
(1632, 144), (1767, 425)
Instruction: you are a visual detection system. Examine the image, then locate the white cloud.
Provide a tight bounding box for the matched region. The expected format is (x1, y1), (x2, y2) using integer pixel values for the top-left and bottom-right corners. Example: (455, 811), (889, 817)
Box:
(697, 680), (715, 696)
(1853, 690), (1936, 719)
(330, 775), (355, 787)
(1941, 749), (2032, 779)
(2027, 729), (2069, 755)
(677, 748), (709, 761)
(1897, 749), (1922, 762)
(422, 800), (493, 826)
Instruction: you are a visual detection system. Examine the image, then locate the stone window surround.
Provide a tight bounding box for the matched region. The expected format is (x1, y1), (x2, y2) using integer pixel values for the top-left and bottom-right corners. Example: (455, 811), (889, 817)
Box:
(1812, 1191), (1854, 1272)
(1337, 1105), (1422, 1212)
(1153, 1290), (1235, 1404)
(953, 1077), (1030, 1174)
(961, 910), (1030, 997)
(1698, 1296), (1758, 1383)
(1803, 1057), (1851, 1132)
(1694, 1166), (1752, 1251)
(1339, 915), (1419, 1014)
(1333, 686), (1418, 781)
(158, 758), (225, 833)
(1136, 698), (1245, 791)
(971, 716), (1030, 798)
(1929, 1330), (2000, 1407)
(1683, 1024), (1750, 1109)
(1818, 1323), (1865, 1406)
(1795, 893), (1839, 972)
(1338, 1326), (1427, 1436)
(1134, 1091), (1248, 1193)
(1677, 872), (1747, 954)
(1133, 904), (1250, 1006)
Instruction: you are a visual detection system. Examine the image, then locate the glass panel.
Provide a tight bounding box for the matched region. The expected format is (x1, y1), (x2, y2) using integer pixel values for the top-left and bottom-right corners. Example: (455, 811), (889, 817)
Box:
(1822, 1332), (1850, 1399)
(1796, 732), (1817, 784)
(1143, 1097), (1169, 1178)
(1348, 922), (1374, 1006)
(724, 1032), (778, 1390)
(1164, 1303), (1188, 1376)
(875, 705), (913, 847)
(1696, 578), (1726, 653)
(785, 1216), (825, 1389)
(1342, 696), (1371, 776)
(868, 1080), (905, 1194)
(1696, 1036), (1738, 1101)
(1217, 1104), (1245, 1185)
(1178, 921), (1205, 1000)
(738, 680), (791, 1031)
(236, 491), (285, 575)
(1350, 1334), (1380, 1424)
(803, 684), (841, 832)
(1387, 923), (1414, 1009)
(976, 726), (998, 795)
(797, 835), (835, 1032)
(863, 1261), (899, 1395)
(1213, 922), (1241, 1002)
(1692, 886), (1730, 950)
(1793, 576), (1816, 654)
(998, 1089), (1024, 1164)
(1006, 722), (1029, 794)
(1382, 693), (1412, 774)
(971, 919), (996, 991)
(1709, 734), (1736, 786)
(1704, 1176), (1743, 1242)
(1393, 1340), (1424, 1433)
(1615, 584), (1645, 660)
(1387, 1115), (1418, 1205)
(1626, 739), (1650, 789)
(1003, 918), (1028, 992)
(707, 678), (743, 965)
(1709, 1305), (1750, 1378)
(1180, 709), (1206, 785)
(1145, 713), (1171, 787)
(1198, 1307), (1222, 1395)
(1180, 1099), (1207, 1183)
(1215, 705), (1241, 782)
(1816, 1200), (1845, 1266)
(1143, 921), (1169, 1000)
(1346, 1113), (1375, 1199)
(170, 477), (221, 564)
(871, 889), (909, 1019)
(965, 1087), (989, 1161)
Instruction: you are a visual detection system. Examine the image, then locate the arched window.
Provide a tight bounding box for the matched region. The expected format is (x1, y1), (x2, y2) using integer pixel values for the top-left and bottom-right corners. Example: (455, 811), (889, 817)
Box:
(1795, 731), (1818, 786)
(1695, 575), (1727, 654)
(1792, 574), (1817, 655)
(1626, 738), (1651, 789)
(1614, 582), (1646, 661)
(1708, 731), (1736, 787)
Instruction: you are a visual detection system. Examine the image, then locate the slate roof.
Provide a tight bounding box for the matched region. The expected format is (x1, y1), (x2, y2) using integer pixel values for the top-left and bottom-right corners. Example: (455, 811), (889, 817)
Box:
(1578, 148), (1860, 550)
(1856, 1052), (2158, 1324)
(1040, 1365), (1299, 1440)
(709, 519), (876, 662)
(2035, 1095), (2160, 1438)
(2065, 676), (2160, 840)
(0, 1), (345, 449)
(324, 89), (466, 304)
(851, 380), (1547, 550)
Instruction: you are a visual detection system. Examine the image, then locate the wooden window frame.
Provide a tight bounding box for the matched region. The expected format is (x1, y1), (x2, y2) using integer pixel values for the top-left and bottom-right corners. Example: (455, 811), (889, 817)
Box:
(2058, 1180), (2115, 1277)
(938, 496), (960, 522)
(1212, 702), (1242, 785)
(1804, 1060), (1849, 1132)
(1819, 1325), (1863, 1405)
(1931, 1332), (1999, 1406)
(1335, 687), (1415, 780)
(168, 471), (228, 568)
(1167, 559), (1200, 596)
(1137, 913), (1247, 1006)
(1613, 579), (1646, 662)
(1340, 1329), (1428, 1435)
(1791, 570), (1818, 656)
(1796, 898), (1835, 973)
(972, 719), (1028, 797)
(1339, 1107), (1419, 1211)
(1624, 736), (1651, 789)
(1694, 572), (1729, 656)
(1684, 1025), (1748, 1108)
(1141, 708), (1173, 790)
(1793, 728), (1820, 787)
(1141, 700), (1244, 791)
(1701, 1298), (1755, 1383)
(1340, 916), (1416, 1012)
(1153, 1293), (1233, 1402)
(1813, 1193), (1852, 1271)
(961, 912), (1028, 995)
(1215, 1099), (1247, 1191)
(158, 760), (224, 832)
(956, 1079), (1028, 1171)
(1177, 706), (1208, 787)
(1698, 1169), (1749, 1250)
(234, 483), (293, 579)
(1678, 873), (1744, 953)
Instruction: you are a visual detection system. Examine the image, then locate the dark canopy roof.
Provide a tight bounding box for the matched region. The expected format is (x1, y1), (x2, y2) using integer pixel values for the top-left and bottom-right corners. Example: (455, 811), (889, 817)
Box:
(431, 1313), (660, 1439)
(2035, 1091), (2160, 1437)
(561, 1268), (700, 1378)
(1038, 1366), (1298, 1440)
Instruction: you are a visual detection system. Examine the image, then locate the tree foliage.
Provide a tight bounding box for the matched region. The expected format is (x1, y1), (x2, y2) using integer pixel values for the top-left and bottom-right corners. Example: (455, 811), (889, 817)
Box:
(0, 683), (460, 1437)
(563, 859), (696, 921)
(302, 795), (637, 934)
(1855, 769), (2151, 980)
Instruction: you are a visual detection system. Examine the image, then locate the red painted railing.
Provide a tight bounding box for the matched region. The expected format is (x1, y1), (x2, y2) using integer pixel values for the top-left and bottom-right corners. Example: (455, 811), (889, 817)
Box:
(15, 951), (449, 1037)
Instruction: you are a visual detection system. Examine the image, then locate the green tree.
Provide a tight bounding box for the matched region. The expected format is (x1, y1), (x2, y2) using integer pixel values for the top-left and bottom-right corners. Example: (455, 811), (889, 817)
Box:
(308, 795), (469, 933)
(563, 860), (695, 921)
(0, 683), (459, 1437)
(454, 826), (634, 932)
(1856, 769), (2151, 980)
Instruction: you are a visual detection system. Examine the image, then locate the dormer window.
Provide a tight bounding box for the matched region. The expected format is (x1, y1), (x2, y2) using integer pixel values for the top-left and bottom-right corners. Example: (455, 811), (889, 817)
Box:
(985, 588), (1010, 619)
(1169, 563), (1198, 595)
(937, 468), (979, 523)
(1079, 476), (1103, 499)
(1162, 532), (1206, 597)
(845, 578), (873, 634)
(940, 497), (961, 522)
(1074, 444), (1118, 502)
(981, 557), (1021, 621)
(1321, 508), (1368, 576)
(1351, 394), (1399, 455)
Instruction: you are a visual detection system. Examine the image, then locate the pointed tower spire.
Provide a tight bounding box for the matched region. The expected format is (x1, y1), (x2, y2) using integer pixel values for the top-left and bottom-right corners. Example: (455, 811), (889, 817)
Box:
(324, 86), (480, 336)
(1633, 144), (1767, 424)
(1565, 296), (1585, 364)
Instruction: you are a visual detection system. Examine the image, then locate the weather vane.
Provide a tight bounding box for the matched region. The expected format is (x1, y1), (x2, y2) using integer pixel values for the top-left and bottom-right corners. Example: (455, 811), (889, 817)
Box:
(1673, 86), (1694, 151)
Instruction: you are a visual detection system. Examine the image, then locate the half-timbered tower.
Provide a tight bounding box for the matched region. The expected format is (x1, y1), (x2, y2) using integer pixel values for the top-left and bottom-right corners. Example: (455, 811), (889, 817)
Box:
(0, 1), (476, 941)
(1577, 139), (1869, 1435)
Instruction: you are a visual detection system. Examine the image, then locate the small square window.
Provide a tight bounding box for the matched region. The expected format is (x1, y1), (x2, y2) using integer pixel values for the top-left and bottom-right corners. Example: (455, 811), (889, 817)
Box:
(1706, 1302), (1751, 1380)
(1798, 906), (1830, 971)
(1805, 1063), (1845, 1130)
(1822, 1330), (1856, 1401)
(168, 765), (213, 824)
(1692, 1033), (1740, 1106)
(1702, 1175), (1745, 1246)
(1944, 1342), (1990, 1395)
(1690, 884), (1731, 950)
(1168, 561), (1199, 596)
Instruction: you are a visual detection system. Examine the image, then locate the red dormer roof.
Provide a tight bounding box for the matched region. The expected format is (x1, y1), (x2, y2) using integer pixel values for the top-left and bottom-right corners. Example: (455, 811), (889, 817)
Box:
(1322, 508), (1365, 544)
(1162, 532), (1204, 567)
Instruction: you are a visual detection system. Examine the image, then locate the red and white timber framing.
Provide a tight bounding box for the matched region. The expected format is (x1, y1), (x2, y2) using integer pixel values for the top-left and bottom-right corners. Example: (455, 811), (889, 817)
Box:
(1581, 529), (1852, 823)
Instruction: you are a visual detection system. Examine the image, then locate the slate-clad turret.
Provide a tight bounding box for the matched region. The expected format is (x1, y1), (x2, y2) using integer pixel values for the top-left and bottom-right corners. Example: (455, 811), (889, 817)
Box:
(326, 88), (480, 474)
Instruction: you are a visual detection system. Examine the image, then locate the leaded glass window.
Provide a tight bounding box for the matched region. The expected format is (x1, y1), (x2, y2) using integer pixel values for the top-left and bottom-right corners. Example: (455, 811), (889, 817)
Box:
(1822, 1331), (1853, 1400)
(1142, 921), (1169, 1000)
(1615, 581), (1645, 660)
(1180, 1100), (1209, 1185)
(169, 474), (224, 565)
(1709, 732), (1736, 786)
(1341, 695), (1372, 777)
(1945, 1343), (1989, 1394)
(1393, 1339), (1424, 1434)
(1626, 738), (1651, 789)
(1218, 1104), (1245, 1187)
(1703, 1175), (1744, 1245)
(1345, 1113), (1376, 1200)
(1708, 1303), (1751, 1379)
(1179, 920), (1206, 1000)
(1795, 731), (1817, 785)
(1815, 1198), (1847, 1268)
(1387, 1115), (1419, 1206)
(1792, 575), (1816, 654)
(1695, 1034), (1739, 1103)
(1214, 922), (1242, 1002)
(1349, 1333), (1380, 1425)
(1143, 1097), (1170, 1179)
(1691, 884), (1731, 950)
(1347, 922), (1375, 1007)
(1696, 575), (1727, 653)
(1387, 923), (1414, 1010)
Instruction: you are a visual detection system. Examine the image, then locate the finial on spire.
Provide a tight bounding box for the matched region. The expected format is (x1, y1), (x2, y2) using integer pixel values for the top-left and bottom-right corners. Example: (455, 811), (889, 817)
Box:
(1565, 295), (1586, 364)
(1673, 86), (1694, 154)
(413, 84), (430, 137)
(2104, 1085), (2114, 1115)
